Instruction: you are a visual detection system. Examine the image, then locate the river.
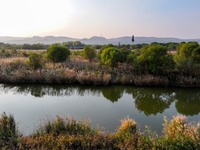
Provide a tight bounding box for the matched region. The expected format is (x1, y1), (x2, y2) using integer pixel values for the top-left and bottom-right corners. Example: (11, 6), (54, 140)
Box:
(0, 84), (199, 135)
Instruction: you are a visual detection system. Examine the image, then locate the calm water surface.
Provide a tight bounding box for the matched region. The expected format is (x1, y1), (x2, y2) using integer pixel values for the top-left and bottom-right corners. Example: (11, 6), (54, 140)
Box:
(0, 84), (200, 135)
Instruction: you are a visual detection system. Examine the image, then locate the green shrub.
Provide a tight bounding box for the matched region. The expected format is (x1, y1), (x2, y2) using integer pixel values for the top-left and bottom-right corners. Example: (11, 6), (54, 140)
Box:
(127, 49), (140, 64)
(83, 46), (96, 62)
(71, 50), (84, 56)
(47, 44), (70, 63)
(174, 42), (200, 74)
(118, 48), (131, 63)
(27, 53), (43, 69)
(101, 47), (122, 67)
(136, 44), (175, 74)
(0, 112), (20, 148)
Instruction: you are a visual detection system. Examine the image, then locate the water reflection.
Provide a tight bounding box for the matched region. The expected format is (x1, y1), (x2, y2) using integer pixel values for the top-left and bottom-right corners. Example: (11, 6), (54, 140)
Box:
(131, 88), (175, 115)
(0, 84), (200, 116)
(0, 84), (101, 97)
(175, 89), (200, 116)
(102, 86), (124, 103)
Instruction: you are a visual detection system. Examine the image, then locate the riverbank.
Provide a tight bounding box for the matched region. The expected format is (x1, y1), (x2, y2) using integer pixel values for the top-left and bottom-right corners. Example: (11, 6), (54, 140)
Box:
(0, 57), (200, 87)
(0, 113), (199, 149)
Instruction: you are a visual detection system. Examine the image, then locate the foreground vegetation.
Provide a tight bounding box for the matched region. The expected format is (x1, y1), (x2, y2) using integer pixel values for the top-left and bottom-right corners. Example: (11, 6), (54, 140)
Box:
(0, 42), (200, 87)
(0, 113), (199, 149)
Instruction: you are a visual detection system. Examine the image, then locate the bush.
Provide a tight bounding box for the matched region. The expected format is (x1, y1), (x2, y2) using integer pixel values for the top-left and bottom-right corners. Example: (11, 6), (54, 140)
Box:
(0, 112), (20, 148)
(47, 44), (70, 63)
(83, 46), (96, 62)
(174, 42), (200, 74)
(27, 53), (43, 69)
(101, 47), (122, 67)
(136, 44), (175, 74)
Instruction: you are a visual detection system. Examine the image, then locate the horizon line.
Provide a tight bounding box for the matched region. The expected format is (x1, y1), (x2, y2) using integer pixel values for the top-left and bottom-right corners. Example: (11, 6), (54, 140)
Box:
(0, 35), (199, 40)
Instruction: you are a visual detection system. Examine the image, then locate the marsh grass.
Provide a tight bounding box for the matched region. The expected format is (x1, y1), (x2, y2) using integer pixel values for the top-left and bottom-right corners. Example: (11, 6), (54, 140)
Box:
(34, 116), (97, 136)
(1, 55), (200, 86)
(0, 113), (199, 149)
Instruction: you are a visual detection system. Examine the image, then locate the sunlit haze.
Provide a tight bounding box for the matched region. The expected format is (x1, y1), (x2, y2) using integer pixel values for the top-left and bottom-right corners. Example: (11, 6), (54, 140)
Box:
(0, 0), (200, 39)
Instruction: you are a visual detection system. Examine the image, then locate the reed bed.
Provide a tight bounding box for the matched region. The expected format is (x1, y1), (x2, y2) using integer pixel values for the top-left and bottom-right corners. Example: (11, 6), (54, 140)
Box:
(0, 113), (199, 149)
(1, 56), (200, 87)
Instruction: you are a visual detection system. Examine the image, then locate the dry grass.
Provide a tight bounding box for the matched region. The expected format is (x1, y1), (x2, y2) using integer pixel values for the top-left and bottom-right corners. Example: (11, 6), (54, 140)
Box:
(0, 55), (200, 87)
(0, 113), (199, 149)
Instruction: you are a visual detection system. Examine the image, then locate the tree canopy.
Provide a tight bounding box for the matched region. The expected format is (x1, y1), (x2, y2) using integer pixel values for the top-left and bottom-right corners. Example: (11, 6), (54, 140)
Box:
(136, 44), (174, 74)
(100, 47), (122, 67)
(46, 44), (70, 63)
(174, 42), (200, 73)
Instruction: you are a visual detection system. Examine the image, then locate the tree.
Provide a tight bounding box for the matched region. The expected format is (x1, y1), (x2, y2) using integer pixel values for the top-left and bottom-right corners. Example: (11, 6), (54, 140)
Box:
(46, 44), (70, 63)
(100, 47), (122, 67)
(136, 44), (175, 74)
(83, 46), (96, 62)
(174, 42), (200, 73)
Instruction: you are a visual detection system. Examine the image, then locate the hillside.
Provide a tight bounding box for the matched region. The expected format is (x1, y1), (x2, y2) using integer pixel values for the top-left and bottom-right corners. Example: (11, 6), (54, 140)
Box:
(0, 36), (199, 45)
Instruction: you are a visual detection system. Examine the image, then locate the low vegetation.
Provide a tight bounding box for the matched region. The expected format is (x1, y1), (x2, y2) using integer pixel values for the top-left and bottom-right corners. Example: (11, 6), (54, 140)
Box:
(27, 53), (43, 69)
(83, 46), (96, 62)
(0, 42), (200, 86)
(0, 113), (199, 149)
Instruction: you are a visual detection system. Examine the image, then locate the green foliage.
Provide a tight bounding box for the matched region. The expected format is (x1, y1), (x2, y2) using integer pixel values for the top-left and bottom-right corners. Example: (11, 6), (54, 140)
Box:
(174, 42), (200, 73)
(99, 44), (114, 56)
(0, 49), (12, 58)
(71, 50), (84, 56)
(27, 53), (43, 69)
(35, 116), (96, 136)
(0, 112), (20, 148)
(127, 49), (140, 64)
(136, 44), (175, 74)
(83, 46), (96, 61)
(46, 44), (70, 63)
(22, 43), (48, 50)
(118, 48), (131, 63)
(62, 41), (84, 49)
(101, 47), (123, 67)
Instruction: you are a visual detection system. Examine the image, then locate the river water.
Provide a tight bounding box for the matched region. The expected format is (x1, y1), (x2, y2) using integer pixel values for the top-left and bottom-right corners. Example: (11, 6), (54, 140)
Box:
(0, 84), (199, 135)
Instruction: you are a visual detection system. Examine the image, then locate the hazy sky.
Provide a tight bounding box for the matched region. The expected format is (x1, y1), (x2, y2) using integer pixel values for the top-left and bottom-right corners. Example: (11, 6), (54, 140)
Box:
(0, 0), (200, 38)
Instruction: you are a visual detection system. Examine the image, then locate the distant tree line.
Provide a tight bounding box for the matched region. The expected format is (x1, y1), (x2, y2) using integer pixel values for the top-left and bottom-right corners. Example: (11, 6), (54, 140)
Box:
(0, 41), (180, 51)
(0, 42), (49, 50)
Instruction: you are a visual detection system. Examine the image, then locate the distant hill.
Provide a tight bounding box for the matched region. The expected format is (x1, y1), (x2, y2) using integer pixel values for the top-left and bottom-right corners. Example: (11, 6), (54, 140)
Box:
(0, 36), (199, 45)
(0, 36), (78, 44)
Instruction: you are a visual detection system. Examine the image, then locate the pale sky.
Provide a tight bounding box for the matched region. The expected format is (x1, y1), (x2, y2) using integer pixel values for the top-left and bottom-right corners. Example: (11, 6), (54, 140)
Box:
(0, 0), (200, 39)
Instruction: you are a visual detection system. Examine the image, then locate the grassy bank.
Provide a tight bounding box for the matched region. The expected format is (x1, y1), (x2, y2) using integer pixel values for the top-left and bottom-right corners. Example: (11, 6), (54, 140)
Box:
(0, 113), (199, 149)
(0, 57), (200, 87)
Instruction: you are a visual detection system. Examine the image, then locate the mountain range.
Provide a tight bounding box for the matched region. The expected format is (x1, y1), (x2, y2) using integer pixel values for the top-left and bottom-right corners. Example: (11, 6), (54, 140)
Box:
(0, 36), (199, 45)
